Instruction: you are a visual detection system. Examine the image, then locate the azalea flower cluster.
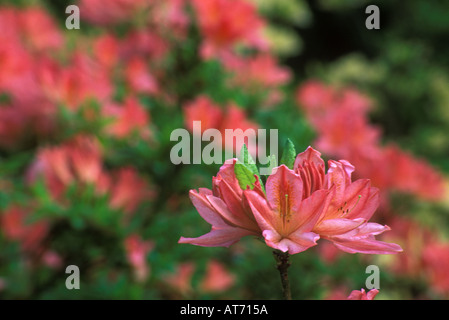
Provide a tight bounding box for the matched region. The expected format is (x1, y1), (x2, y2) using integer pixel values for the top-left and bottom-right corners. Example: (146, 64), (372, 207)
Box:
(296, 80), (449, 298)
(180, 146), (402, 255)
(296, 80), (445, 202)
(0, 0), (291, 298)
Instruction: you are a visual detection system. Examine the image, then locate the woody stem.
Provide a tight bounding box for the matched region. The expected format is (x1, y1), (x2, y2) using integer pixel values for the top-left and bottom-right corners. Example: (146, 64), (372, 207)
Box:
(273, 250), (292, 300)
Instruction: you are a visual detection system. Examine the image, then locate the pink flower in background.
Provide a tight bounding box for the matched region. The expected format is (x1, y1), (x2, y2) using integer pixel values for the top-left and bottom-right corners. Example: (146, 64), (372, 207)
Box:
(109, 167), (155, 216)
(200, 260), (236, 293)
(93, 34), (120, 70)
(163, 262), (196, 296)
(183, 96), (259, 154)
(423, 242), (449, 296)
(0, 205), (48, 253)
(222, 53), (291, 92)
(124, 57), (160, 95)
(104, 97), (153, 141)
(382, 216), (434, 277)
(124, 234), (154, 282)
(347, 288), (379, 300)
(79, 0), (149, 25)
(19, 7), (63, 52)
(27, 135), (107, 199)
(296, 80), (445, 202)
(179, 159), (264, 247)
(183, 95), (223, 132)
(191, 0), (268, 59)
(244, 165), (329, 254)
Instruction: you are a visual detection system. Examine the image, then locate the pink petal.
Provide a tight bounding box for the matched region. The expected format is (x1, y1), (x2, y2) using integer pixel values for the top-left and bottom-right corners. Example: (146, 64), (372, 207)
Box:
(266, 165), (303, 220)
(293, 146), (325, 171)
(178, 227), (253, 247)
(262, 229), (319, 254)
(314, 218), (365, 236)
(294, 147), (326, 198)
(290, 189), (330, 233)
(189, 190), (228, 228)
(331, 237), (403, 254)
(206, 195), (258, 232)
(244, 190), (277, 234)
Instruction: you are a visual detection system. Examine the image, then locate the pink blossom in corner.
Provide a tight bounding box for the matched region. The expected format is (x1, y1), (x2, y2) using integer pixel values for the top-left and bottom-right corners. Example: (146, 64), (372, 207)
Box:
(347, 288), (379, 300)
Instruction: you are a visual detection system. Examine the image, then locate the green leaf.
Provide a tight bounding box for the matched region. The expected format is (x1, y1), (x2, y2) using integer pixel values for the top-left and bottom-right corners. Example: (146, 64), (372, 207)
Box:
(237, 144), (265, 192)
(234, 162), (257, 190)
(280, 138), (296, 169)
(238, 144), (259, 177)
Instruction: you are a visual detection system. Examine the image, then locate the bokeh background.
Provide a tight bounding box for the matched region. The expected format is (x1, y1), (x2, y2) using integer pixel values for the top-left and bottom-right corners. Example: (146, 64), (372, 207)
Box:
(0, 0), (449, 299)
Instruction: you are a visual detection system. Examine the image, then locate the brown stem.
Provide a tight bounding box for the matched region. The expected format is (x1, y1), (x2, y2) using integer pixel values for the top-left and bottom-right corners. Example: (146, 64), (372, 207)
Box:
(273, 250), (292, 300)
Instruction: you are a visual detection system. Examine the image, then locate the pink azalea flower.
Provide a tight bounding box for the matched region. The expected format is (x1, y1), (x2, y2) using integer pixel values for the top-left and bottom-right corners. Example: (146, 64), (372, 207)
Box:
(347, 288), (379, 300)
(244, 165), (330, 254)
(179, 159), (264, 247)
(295, 147), (402, 254)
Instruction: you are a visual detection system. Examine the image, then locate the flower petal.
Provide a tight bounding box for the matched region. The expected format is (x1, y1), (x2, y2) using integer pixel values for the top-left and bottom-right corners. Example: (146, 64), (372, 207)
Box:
(244, 190), (277, 233)
(266, 165), (303, 221)
(314, 218), (365, 236)
(290, 189), (330, 233)
(189, 190), (228, 228)
(178, 227), (253, 247)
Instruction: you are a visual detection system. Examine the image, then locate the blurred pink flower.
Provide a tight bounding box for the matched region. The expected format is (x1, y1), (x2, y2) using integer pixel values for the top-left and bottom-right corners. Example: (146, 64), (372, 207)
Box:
(0, 205), (48, 253)
(422, 242), (449, 296)
(104, 97), (153, 141)
(164, 262), (196, 296)
(124, 234), (154, 282)
(191, 0), (268, 59)
(125, 57), (160, 95)
(296, 80), (445, 202)
(79, 0), (149, 25)
(347, 288), (379, 300)
(183, 95), (223, 133)
(109, 167), (155, 216)
(19, 7), (63, 52)
(183, 95), (259, 154)
(27, 135), (107, 200)
(200, 260), (236, 293)
(382, 216), (434, 277)
(222, 53), (291, 93)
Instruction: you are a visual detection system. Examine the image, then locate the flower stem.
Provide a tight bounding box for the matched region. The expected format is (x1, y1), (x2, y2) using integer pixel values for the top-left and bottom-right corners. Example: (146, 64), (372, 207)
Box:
(273, 250), (292, 300)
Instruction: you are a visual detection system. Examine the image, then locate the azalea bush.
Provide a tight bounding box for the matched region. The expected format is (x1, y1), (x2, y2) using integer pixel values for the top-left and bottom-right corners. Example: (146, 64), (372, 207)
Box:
(0, 0), (448, 300)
